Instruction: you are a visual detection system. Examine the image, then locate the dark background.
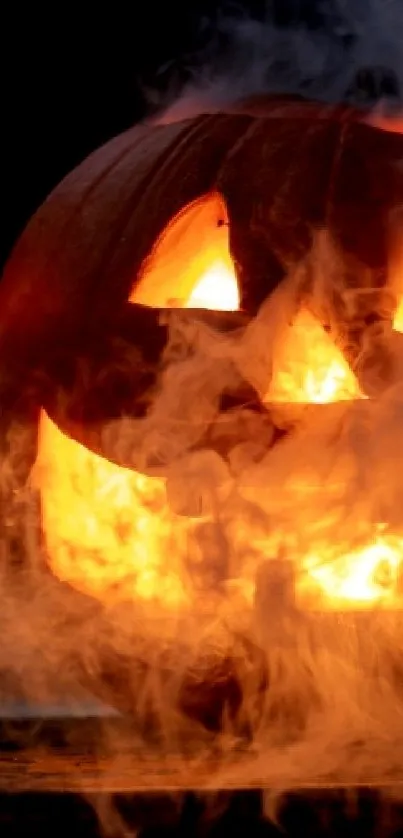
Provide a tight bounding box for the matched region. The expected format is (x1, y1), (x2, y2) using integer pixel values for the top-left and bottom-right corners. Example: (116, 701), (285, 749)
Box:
(2, 2), (246, 269)
(1, 0), (346, 271)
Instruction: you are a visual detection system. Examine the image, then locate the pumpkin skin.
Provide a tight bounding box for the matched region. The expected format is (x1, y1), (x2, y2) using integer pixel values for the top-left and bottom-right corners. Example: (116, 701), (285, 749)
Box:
(2, 96), (403, 738)
(1, 95), (403, 474)
(2, 95), (403, 405)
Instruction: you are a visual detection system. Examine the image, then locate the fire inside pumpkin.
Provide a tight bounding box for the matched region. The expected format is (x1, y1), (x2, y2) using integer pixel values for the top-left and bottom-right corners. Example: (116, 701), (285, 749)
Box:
(32, 192), (403, 614)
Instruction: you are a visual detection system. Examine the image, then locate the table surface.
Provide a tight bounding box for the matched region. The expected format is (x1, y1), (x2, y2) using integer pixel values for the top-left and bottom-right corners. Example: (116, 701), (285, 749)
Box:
(0, 723), (402, 794)
(0, 700), (402, 793)
(1, 748), (403, 793)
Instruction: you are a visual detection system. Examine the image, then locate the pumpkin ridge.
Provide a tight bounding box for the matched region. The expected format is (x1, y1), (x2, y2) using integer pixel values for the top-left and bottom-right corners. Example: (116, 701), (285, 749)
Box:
(323, 118), (352, 230)
(214, 117), (262, 177)
(0, 129), (152, 360)
(84, 117), (225, 304)
(90, 114), (258, 313)
(31, 128), (151, 288)
(267, 116), (341, 238)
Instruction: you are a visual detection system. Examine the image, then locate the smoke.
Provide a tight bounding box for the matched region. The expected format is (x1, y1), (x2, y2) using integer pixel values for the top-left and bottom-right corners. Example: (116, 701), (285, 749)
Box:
(2, 228), (403, 822)
(4, 5), (403, 833)
(149, 1), (403, 121)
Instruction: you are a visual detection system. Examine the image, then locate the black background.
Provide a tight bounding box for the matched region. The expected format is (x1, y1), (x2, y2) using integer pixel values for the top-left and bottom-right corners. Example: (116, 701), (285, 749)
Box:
(1, 0), (339, 271)
(2, 2), (244, 269)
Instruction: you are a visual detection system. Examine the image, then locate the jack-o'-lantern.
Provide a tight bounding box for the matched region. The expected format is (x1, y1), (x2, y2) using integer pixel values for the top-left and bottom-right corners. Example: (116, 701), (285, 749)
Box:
(2, 96), (403, 781)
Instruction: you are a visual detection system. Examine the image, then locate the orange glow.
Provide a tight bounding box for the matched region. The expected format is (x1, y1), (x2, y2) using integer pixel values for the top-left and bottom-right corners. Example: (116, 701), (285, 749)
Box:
(130, 192), (236, 308)
(34, 416), (189, 607)
(34, 193), (240, 608)
(393, 298), (403, 332)
(365, 115), (403, 135)
(33, 189), (403, 614)
(268, 308), (363, 403)
(186, 261), (240, 311)
(298, 528), (403, 610)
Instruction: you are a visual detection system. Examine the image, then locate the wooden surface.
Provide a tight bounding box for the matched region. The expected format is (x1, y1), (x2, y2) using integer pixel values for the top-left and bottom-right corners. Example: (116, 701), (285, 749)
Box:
(1, 748), (403, 793)
(0, 710), (402, 793)
(0, 748), (208, 793)
(0, 728), (403, 793)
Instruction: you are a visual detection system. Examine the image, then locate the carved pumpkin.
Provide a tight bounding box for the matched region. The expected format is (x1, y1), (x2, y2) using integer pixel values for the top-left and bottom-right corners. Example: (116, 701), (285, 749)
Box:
(2, 96), (403, 745)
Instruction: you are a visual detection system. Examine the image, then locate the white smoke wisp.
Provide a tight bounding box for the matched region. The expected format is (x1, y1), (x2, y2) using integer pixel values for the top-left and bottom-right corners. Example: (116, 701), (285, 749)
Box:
(153, 1), (403, 123)
(3, 230), (403, 805)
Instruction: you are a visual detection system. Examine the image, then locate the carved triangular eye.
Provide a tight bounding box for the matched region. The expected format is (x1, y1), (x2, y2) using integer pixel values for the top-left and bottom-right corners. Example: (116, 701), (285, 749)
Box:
(267, 308), (363, 404)
(131, 191), (239, 311)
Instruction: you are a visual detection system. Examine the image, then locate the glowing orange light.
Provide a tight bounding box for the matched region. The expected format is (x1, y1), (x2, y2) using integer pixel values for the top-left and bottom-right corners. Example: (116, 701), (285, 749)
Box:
(186, 261), (240, 311)
(298, 528), (403, 610)
(268, 308), (363, 404)
(393, 298), (403, 333)
(33, 194), (240, 608)
(32, 184), (403, 614)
